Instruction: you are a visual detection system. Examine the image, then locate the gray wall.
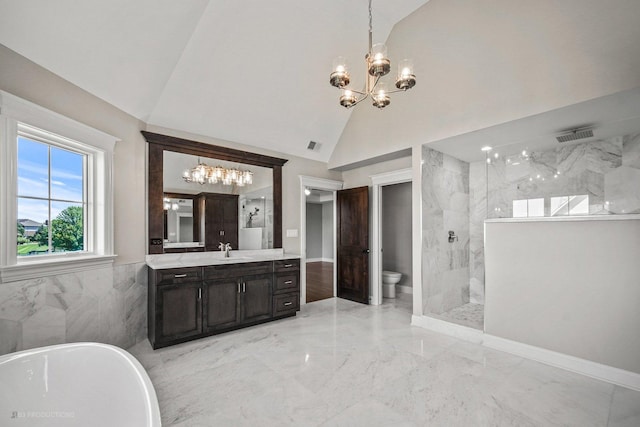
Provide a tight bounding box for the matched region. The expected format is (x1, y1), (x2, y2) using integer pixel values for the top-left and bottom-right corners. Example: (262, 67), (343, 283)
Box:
(306, 203), (323, 259)
(485, 218), (640, 374)
(321, 202), (334, 260)
(382, 182), (412, 289)
(421, 146), (470, 314)
(306, 201), (334, 261)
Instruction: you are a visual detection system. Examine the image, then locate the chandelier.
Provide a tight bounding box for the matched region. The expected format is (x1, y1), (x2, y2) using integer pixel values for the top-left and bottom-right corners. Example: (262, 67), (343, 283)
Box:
(163, 197), (179, 211)
(329, 0), (416, 109)
(182, 160), (253, 187)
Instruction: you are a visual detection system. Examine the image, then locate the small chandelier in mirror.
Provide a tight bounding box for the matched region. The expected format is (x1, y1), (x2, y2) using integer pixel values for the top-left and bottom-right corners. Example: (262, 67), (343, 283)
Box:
(329, 0), (416, 109)
(182, 159), (253, 187)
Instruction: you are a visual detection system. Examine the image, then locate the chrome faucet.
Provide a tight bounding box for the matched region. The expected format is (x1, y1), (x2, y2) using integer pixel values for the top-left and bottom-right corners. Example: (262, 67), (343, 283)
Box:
(219, 242), (232, 257)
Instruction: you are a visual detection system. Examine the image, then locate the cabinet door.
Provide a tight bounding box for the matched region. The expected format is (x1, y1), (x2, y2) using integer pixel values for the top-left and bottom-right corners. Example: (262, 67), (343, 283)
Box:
(203, 279), (240, 331)
(221, 196), (239, 249)
(157, 283), (202, 343)
(204, 196), (224, 251)
(241, 273), (273, 323)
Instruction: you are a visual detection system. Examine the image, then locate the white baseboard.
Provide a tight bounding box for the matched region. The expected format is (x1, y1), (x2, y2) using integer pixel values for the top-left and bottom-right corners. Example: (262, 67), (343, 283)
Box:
(411, 315), (484, 344)
(483, 334), (640, 392)
(306, 258), (334, 263)
(411, 314), (640, 391)
(397, 285), (413, 294)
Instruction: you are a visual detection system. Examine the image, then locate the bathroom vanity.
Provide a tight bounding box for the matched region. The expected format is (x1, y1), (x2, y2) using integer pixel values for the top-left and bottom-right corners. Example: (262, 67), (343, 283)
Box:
(146, 251), (300, 349)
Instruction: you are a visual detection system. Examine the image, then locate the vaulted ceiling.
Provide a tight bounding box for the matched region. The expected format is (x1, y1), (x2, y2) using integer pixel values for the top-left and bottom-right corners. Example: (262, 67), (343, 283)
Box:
(0, 0), (430, 162)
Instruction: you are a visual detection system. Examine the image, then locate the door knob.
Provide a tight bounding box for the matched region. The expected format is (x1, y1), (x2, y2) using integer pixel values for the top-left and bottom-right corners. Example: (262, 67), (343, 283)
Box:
(362, 249), (370, 254)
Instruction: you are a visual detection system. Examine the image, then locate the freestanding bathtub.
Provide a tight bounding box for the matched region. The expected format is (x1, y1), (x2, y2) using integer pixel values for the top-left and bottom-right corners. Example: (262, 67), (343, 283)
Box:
(0, 342), (161, 426)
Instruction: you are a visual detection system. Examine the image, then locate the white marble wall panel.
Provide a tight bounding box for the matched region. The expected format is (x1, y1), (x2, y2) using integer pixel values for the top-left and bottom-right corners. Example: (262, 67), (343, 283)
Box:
(422, 146), (470, 314)
(482, 136), (640, 218)
(0, 262), (147, 356)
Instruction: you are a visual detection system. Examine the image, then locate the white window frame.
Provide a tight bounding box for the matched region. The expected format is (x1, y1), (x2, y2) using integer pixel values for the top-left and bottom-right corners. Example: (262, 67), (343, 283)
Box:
(0, 91), (117, 283)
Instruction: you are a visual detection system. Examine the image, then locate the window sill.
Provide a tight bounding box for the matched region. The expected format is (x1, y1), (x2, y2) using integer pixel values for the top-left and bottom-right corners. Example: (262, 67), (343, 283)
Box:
(0, 254), (117, 283)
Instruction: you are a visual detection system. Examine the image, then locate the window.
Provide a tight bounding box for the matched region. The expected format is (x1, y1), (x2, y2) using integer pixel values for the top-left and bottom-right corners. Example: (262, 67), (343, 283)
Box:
(17, 131), (87, 257)
(550, 195), (589, 216)
(512, 198), (544, 218)
(0, 91), (117, 282)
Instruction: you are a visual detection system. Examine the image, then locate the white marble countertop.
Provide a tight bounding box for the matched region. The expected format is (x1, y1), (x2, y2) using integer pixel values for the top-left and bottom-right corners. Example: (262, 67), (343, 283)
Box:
(163, 241), (204, 249)
(485, 214), (640, 223)
(145, 249), (300, 269)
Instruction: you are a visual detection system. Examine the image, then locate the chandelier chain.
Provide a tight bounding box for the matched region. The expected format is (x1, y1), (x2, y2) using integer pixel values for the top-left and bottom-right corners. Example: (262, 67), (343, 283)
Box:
(369, 0), (372, 34)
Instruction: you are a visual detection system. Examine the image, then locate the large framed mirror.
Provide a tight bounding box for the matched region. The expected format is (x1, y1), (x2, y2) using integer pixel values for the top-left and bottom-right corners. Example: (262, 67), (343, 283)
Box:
(143, 131), (288, 254)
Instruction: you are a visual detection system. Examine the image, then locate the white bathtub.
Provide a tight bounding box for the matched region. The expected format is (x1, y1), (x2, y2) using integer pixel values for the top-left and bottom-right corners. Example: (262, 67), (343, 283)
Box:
(0, 342), (161, 426)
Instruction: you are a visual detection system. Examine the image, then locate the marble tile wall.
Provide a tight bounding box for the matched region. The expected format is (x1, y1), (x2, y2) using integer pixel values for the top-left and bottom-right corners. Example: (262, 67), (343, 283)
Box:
(484, 134), (640, 218)
(421, 146), (470, 314)
(0, 262), (147, 356)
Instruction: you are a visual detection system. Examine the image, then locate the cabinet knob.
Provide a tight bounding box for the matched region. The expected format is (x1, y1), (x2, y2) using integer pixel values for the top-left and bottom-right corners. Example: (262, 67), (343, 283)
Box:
(284, 280), (293, 285)
(283, 302), (293, 306)
(174, 274), (187, 278)
(284, 264), (293, 268)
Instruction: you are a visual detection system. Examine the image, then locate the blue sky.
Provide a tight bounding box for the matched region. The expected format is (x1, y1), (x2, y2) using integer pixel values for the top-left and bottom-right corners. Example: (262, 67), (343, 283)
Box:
(17, 137), (84, 224)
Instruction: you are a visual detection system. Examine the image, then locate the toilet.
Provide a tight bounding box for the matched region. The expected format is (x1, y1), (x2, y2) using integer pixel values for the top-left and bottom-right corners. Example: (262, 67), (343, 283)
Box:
(382, 271), (402, 298)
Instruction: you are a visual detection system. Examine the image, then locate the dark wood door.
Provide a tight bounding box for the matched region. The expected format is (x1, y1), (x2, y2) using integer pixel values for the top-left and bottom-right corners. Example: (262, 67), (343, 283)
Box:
(337, 186), (370, 304)
(203, 278), (240, 331)
(241, 273), (273, 323)
(157, 283), (202, 342)
(204, 193), (239, 250)
(221, 196), (239, 249)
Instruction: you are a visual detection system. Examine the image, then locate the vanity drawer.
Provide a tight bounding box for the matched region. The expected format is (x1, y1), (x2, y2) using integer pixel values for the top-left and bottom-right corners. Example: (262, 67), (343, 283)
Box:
(274, 273), (298, 293)
(274, 259), (300, 273)
(204, 261), (272, 279)
(155, 267), (202, 285)
(273, 292), (299, 315)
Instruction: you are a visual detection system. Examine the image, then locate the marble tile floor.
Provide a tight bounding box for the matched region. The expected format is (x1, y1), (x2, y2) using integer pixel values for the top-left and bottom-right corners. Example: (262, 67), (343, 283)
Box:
(439, 302), (485, 330)
(129, 297), (640, 426)
(382, 292), (413, 314)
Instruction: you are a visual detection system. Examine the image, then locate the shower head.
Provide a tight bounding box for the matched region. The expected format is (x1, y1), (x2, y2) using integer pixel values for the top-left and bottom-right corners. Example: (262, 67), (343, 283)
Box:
(556, 128), (594, 143)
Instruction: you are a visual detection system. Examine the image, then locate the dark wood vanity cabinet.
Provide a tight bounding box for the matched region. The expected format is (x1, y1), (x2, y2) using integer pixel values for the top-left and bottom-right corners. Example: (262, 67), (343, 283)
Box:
(200, 193), (239, 251)
(148, 258), (300, 349)
(148, 267), (203, 347)
(202, 262), (273, 332)
(273, 259), (300, 316)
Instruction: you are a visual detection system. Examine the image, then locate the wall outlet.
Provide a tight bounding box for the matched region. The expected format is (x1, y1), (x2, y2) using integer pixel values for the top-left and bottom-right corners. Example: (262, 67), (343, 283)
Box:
(150, 238), (163, 246)
(286, 229), (298, 238)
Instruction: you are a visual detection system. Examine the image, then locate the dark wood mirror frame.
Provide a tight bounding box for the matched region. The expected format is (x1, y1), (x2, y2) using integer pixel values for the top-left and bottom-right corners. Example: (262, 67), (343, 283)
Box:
(142, 131), (288, 255)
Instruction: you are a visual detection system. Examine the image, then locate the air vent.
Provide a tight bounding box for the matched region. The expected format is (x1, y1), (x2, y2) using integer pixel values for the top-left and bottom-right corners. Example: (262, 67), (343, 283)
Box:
(556, 129), (594, 143)
(307, 140), (318, 150)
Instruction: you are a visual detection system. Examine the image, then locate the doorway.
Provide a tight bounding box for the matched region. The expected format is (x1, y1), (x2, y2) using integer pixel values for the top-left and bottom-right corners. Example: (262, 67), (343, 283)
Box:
(371, 168), (413, 308)
(380, 181), (412, 313)
(299, 175), (343, 306)
(305, 189), (335, 303)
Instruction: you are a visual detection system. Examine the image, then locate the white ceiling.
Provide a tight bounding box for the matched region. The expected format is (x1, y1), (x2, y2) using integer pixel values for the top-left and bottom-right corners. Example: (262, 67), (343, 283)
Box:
(0, 0), (429, 162)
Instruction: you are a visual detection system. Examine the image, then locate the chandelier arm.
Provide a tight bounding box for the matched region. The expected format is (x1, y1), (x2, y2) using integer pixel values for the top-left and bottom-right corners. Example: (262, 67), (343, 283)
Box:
(346, 88), (368, 96)
(386, 88), (411, 94)
(369, 75), (382, 92)
(350, 92), (370, 107)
